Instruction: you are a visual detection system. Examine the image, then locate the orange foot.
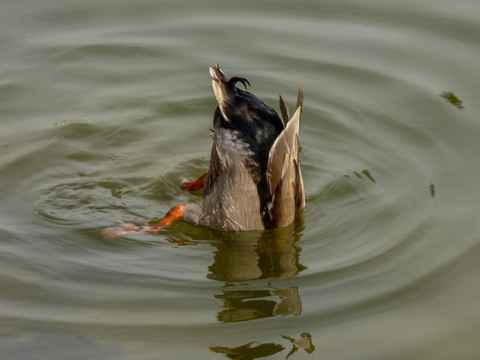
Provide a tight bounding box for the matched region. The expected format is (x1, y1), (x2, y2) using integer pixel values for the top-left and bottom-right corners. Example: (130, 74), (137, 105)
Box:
(165, 172), (207, 199)
(103, 205), (186, 238)
(180, 172), (207, 192)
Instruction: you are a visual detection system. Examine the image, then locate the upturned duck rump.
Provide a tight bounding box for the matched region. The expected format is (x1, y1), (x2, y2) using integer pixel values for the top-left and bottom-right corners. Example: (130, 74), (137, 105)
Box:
(105, 64), (304, 237)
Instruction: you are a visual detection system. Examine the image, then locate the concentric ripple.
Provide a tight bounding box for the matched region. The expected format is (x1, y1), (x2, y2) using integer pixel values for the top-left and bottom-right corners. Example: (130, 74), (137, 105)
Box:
(1, 0), (480, 358)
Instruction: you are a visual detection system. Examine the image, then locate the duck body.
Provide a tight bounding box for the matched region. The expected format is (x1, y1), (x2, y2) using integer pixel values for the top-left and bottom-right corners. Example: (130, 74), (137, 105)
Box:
(104, 65), (305, 238)
(183, 65), (305, 231)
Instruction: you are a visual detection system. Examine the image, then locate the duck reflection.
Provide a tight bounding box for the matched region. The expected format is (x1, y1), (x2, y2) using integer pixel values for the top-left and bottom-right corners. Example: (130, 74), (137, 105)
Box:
(210, 341), (285, 360)
(208, 218), (306, 282)
(214, 286), (302, 323)
(168, 218), (311, 359)
(210, 332), (315, 360)
(282, 333), (316, 359)
(440, 90), (464, 109)
(206, 218), (306, 323)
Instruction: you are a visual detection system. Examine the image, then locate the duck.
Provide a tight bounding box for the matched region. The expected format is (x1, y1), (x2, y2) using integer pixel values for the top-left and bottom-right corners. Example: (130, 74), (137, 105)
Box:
(105, 64), (304, 237)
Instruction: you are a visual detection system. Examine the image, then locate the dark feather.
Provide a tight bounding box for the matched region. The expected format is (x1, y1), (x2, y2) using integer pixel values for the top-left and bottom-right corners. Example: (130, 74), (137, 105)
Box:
(228, 77), (251, 91)
(279, 95), (290, 126)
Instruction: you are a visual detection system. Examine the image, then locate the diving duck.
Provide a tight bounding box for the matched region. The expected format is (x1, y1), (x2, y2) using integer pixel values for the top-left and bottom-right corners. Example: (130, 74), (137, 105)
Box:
(105, 64), (304, 237)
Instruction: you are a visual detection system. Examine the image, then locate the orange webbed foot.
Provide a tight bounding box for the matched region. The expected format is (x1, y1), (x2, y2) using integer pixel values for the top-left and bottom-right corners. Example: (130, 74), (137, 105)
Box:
(165, 172), (207, 199)
(153, 204), (186, 228)
(180, 172), (207, 192)
(103, 205), (186, 238)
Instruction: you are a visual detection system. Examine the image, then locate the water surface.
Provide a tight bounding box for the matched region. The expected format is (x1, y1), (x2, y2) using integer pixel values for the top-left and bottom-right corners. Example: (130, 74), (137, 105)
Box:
(1, 0), (480, 359)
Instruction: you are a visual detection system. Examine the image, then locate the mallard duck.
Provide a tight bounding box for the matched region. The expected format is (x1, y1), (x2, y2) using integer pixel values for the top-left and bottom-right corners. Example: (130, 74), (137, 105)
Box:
(105, 64), (304, 237)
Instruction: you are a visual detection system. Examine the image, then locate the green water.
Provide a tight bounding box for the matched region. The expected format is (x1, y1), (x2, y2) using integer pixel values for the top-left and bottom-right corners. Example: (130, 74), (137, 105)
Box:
(1, 0), (480, 359)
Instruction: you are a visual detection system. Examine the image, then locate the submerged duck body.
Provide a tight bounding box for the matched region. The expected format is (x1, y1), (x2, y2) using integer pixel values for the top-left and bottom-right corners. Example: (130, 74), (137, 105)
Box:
(105, 65), (304, 237)
(183, 65), (305, 231)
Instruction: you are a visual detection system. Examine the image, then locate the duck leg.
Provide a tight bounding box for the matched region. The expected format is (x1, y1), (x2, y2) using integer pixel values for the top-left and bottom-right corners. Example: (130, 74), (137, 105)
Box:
(180, 172), (207, 192)
(104, 172), (203, 238)
(103, 205), (186, 238)
(152, 205), (186, 228)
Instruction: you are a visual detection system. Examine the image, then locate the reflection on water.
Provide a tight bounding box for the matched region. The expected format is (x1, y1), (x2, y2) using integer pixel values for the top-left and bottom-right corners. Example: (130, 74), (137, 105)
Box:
(282, 333), (315, 359)
(215, 286), (301, 323)
(205, 221), (309, 357)
(347, 169), (376, 184)
(211, 341), (285, 360)
(440, 91), (464, 109)
(210, 332), (315, 360)
(205, 220), (306, 323)
(208, 222), (307, 282)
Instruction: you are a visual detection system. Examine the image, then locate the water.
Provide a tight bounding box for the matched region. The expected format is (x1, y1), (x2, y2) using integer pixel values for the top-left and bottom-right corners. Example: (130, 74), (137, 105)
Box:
(1, 0), (480, 359)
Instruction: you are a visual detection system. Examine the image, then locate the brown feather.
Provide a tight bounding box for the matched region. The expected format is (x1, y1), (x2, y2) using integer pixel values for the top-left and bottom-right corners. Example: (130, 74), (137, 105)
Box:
(295, 83), (304, 118)
(266, 106), (304, 227)
(209, 65), (231, 122)
(294, 83), (305, 210)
